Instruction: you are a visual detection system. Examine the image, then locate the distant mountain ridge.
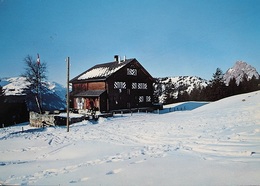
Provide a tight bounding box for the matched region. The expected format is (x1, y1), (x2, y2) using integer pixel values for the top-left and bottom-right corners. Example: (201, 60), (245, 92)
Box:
(0, 77), (66, 111)
(223, 61), (259, 85)
(154, 76), (209, 103)
(154, 61), (259, 104)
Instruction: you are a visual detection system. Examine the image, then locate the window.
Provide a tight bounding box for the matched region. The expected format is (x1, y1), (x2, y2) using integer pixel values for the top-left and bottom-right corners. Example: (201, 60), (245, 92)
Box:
(139, 96), (144, 103)
(114, 82), (126, 89)
(127, 68), (137, 76)
(132, 82), (137, 89)
(138, 83), (148, 89)
(146, 96), (151, 102)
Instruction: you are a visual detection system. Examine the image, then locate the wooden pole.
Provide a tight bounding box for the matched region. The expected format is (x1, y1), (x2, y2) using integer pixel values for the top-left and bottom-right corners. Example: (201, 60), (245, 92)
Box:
(66, 57), (70, 132)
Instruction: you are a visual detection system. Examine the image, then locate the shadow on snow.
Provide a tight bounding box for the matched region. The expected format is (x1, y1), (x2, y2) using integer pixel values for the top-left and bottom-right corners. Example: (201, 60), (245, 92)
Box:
(159, 101), (209, 114)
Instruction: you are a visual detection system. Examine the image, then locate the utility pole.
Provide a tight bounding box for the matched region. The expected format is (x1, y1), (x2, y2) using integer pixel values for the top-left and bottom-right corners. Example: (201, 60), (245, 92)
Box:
(66, 57), (70, 132)
(37, 53), (42, 114)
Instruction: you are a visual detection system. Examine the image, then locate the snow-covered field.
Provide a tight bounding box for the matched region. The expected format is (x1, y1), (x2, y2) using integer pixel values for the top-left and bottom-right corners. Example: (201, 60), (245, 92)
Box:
(1, 91), (260, 185)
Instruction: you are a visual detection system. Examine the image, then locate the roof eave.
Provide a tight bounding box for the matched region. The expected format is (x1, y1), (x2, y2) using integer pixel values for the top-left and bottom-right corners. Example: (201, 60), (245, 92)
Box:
(70, 78), (107, 83)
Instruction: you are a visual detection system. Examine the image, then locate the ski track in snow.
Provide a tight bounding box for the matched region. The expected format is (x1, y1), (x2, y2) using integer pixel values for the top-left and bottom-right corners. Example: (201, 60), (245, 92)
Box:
(0, 91), (260, 185)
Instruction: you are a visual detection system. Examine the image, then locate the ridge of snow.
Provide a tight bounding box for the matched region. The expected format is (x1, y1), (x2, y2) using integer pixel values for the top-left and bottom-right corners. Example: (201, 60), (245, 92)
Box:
(1, 77), (66, 99)
(155, 76), (209, 103)
(1, 77), (30, 96)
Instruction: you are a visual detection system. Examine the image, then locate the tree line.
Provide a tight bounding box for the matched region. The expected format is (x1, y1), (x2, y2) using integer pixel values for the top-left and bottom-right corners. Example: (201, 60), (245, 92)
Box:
(176, 68), (260, 103)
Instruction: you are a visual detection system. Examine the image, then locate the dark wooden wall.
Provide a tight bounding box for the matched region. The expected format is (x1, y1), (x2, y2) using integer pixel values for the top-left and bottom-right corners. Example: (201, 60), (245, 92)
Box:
(73, 81), (106, 92)
(106, 61), (154, 111)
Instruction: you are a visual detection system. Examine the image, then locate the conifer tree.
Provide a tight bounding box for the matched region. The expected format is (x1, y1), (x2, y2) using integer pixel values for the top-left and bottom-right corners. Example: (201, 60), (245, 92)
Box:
(164, 78), (175, 104)
(0, 85), (4, 103)
(189, 85), (202, 101)
(227, 77), (239, 96)
(208, 68), (227, 101)
(239, 74), (249, 93)
(0, 85), (5, 127)
(247, 75), (260, 92)
(0, 85), (4, 95)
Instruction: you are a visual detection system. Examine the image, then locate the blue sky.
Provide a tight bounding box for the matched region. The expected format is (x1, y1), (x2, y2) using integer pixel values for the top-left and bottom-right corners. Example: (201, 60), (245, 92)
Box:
(0, 0), (260, 85)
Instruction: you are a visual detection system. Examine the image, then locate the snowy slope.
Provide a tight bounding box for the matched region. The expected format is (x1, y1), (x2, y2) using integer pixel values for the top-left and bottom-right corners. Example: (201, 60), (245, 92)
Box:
(223, 61), (260, 85)
(0, 91), (260, 185)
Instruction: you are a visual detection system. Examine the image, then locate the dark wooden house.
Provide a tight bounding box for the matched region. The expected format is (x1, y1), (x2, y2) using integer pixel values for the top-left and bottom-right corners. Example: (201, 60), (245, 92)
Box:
(70, 56), (154, 112)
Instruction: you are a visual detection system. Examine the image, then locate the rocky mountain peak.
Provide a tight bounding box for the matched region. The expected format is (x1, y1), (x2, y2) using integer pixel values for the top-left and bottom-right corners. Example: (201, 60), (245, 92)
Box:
(223, 61), (259, 85)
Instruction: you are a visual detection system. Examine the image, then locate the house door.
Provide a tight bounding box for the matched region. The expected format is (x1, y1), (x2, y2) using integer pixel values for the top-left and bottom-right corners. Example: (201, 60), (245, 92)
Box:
(76, 97), (84, 110)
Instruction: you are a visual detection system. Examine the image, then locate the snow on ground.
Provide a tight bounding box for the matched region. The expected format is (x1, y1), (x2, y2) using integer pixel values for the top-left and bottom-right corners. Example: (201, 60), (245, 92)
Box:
(0, 91), (260, 185)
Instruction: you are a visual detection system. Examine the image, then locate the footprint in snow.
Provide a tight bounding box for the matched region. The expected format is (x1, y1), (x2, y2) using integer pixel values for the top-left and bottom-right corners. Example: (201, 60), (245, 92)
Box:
(106, 168), (122, 175)
(80, 177), (89, 182)
(130, 159), (146, 164)
(69, 180), (78, 184)
(70, 177), (89, 183)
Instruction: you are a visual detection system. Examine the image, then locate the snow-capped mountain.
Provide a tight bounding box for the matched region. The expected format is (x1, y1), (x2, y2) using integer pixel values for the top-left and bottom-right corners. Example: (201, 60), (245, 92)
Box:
(154, 76), (208, 103)
(0, 77), (31, 96)
(0, 77), (66, 111)
(223, 61), (259, 85)
(45, 81), (66, 102)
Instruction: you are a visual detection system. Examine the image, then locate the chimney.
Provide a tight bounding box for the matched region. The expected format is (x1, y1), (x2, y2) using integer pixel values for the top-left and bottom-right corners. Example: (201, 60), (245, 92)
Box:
(114, 55), (119, 62)
(123, 55), (126, 62)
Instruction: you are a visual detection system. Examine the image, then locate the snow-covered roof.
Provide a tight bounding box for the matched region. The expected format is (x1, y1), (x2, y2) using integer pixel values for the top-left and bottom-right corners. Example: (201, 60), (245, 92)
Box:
(71, 58), (135, 81)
